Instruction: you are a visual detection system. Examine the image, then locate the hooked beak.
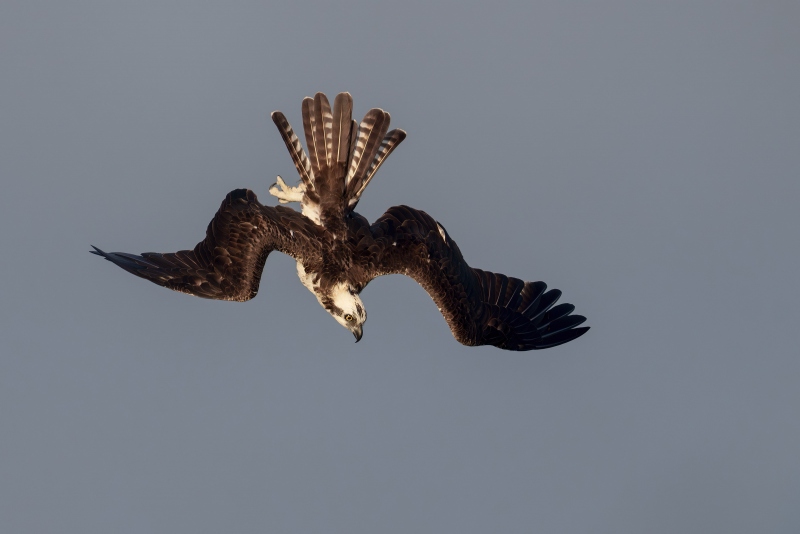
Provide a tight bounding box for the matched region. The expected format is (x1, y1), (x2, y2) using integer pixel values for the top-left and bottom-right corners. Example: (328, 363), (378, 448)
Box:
(353, 325), (363, 343)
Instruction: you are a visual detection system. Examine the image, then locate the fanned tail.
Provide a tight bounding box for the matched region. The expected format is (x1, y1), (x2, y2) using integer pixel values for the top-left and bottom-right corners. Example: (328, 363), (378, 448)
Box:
(271, 92), (405, 217)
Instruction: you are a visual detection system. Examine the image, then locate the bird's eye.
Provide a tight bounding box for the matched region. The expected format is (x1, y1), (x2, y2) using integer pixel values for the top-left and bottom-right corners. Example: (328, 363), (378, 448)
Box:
(344, 314), (354, 322)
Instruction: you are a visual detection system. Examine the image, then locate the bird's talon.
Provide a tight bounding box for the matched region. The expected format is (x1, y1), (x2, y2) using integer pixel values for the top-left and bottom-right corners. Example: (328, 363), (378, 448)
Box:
(269, 175), (304, 203)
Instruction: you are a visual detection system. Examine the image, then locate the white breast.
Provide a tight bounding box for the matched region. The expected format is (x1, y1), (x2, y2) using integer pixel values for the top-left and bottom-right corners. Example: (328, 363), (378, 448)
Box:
(296, 262), (319, 294)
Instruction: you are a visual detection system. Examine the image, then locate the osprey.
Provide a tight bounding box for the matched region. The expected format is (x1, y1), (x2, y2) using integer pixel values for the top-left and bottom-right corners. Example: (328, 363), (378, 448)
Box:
(92, 92), (589, 350)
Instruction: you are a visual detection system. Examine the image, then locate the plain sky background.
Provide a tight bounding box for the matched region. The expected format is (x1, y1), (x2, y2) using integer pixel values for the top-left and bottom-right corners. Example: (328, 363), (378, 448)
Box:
(2, 1), (799, 532)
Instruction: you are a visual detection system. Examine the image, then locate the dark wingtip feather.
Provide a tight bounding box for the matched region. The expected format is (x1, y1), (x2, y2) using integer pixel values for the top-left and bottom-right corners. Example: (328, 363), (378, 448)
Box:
(535, 326), (590, 349)
(90, 247), (155, 274)
(540, 314), (587, 337)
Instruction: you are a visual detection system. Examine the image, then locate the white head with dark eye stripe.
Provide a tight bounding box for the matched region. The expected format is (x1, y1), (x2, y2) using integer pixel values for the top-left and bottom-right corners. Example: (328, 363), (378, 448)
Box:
(326, 283), (367, 342)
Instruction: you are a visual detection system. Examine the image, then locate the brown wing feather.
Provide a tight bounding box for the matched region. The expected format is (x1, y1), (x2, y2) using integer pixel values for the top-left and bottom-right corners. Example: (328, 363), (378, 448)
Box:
(91, 189), (322, 302)
(355, 206), (589, 350)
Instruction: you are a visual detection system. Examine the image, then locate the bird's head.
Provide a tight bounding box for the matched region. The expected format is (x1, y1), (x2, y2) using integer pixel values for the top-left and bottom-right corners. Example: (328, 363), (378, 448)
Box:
(324, 283), (367, 342)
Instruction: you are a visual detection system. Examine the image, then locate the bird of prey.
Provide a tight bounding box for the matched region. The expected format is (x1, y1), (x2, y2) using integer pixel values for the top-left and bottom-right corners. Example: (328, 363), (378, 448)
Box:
(92, 92), (589, 350)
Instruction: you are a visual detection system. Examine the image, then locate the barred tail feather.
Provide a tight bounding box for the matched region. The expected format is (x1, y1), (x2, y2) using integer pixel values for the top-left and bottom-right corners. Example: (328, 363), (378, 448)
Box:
(349, 118), (358, 165)
(302, 97), (326, 179)
(314, 93), (332, 170)
(346, 109), (387, 189)
(270, 111), (315, 191)
(345, 106), (406, 209)
(331, 93), (354, 169)
(350, 128), (407, 207)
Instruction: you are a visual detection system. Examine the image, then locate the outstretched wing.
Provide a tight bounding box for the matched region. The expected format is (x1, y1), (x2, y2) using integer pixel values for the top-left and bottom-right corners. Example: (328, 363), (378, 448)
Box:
(356, 206), (589, 351)
(92, 189), (322, 301)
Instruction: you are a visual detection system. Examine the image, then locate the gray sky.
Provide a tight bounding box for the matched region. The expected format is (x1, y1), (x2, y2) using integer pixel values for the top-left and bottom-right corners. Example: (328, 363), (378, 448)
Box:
(2, 1), (799, 532)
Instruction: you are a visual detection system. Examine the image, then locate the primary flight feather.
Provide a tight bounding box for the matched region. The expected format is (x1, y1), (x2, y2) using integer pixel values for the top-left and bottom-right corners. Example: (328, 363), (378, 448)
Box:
(92, 92), (589, 350)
